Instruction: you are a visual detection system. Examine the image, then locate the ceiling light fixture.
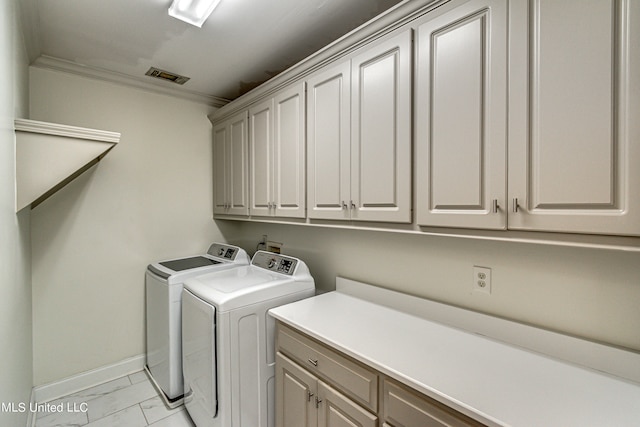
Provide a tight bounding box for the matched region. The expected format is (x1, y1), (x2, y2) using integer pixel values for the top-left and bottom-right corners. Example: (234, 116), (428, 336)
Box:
(168, 0), (222, 27)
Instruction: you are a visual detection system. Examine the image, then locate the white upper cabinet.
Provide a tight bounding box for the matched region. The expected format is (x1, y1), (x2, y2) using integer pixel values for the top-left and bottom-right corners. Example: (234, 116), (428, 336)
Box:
(416, 0), (639, 237)
(307, 60), (352, 220)
(212, 0), (639, 239)
(250, 83), (306, 219)
(351, 29), (413, 223)
(274, 83), (306, 218)
(415, 0), (508, 229)
(508, 0), (640, 236)
(307, 29), (412, 223)
(249, 98), (274, 216)
(213, 110), (249, 216)
(212, 121), (227, 214)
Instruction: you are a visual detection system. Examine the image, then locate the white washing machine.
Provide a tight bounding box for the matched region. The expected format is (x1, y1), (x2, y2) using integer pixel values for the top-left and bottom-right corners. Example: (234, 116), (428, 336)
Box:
(145, 243), (250, 407)
(181, 251), (315, 427)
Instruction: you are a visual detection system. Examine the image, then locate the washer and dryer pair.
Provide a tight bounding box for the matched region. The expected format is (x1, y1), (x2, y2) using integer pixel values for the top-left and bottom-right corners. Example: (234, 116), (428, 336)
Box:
(145, 243), (250, 406)
(145, 243), (315, 427)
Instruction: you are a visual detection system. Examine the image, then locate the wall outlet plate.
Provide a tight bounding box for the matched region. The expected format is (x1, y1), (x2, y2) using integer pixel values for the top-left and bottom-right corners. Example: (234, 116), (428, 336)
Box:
(473, 266), (492, 295)
(267, 241), (282, 254)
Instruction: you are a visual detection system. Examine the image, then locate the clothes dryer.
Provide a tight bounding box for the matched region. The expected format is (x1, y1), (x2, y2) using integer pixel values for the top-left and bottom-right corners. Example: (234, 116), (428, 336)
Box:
(181, 251), (315, 427)
(145, 243), (249, 406)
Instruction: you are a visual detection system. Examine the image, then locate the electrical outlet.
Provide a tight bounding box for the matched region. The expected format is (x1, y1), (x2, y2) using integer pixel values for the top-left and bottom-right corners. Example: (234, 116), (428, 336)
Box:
(473, 266), (492, 295)
(267, 240), (282, 254)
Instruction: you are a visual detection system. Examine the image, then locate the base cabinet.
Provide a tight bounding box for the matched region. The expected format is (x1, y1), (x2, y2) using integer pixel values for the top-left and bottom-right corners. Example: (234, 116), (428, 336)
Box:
(383, 379), (483, 427)
(277, 352), (316, 427)
(276, 322), (486, 427)
(276, 353), (378, 427)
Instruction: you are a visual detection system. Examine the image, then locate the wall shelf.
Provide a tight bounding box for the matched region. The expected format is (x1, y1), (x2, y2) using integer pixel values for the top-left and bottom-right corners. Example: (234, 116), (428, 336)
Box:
(14, 118), (120, 211)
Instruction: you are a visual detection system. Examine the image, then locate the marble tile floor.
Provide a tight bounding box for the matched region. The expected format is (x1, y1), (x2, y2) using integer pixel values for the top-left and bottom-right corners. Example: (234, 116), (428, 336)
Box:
(34, 370), (195, 427)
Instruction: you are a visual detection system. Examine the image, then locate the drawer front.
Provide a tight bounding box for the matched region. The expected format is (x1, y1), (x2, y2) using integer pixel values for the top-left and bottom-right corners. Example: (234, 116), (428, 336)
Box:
(277, 323), (378, 412)
(383, 379), (485, 427)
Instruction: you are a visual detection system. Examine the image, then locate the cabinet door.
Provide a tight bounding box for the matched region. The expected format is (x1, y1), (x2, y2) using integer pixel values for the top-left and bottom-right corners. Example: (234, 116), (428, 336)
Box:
(276, 352), (318, 427)
(317, 381), (378, 427)
(351, 29), (412, 223)
(227, 111), (250, 216)
(212, 121), (228, 215)
(307, 61), (352, 220)
(274, 83), (306, 218)
(415, 0), (508, 229)
(250, 98), (274, 216)
(508, 0), (640, 236)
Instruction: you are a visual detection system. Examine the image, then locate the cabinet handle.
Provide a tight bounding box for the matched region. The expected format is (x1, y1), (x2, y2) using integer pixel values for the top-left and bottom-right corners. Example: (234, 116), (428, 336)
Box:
(315, 396), (323, 408)
(350, 200), (356, 210)
(342, 201), (348, 210)
(512, 198), (520, 213)
(307, 358), (318, 367)
(307, 390), (314, 402)
(492, 199), (499, 213)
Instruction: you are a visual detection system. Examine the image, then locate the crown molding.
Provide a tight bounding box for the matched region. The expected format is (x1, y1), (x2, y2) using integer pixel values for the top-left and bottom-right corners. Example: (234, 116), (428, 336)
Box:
(31, 55), (230, 108)
(14, 118), (121, 143)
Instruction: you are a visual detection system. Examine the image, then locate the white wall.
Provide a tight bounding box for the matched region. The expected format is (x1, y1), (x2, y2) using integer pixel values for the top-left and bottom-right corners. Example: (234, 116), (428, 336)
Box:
(0, 0), (32, 425)
(231, 221), (640, 352)
(29, 68), (239, 386)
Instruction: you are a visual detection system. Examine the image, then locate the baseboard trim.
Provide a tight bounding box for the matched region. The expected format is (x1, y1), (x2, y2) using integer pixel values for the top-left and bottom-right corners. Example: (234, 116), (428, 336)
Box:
(32, 354), (145, 404)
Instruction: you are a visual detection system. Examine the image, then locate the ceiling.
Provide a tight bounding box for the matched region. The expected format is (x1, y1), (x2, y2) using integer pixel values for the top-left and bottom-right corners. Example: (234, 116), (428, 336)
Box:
(22, 0), (405, 105)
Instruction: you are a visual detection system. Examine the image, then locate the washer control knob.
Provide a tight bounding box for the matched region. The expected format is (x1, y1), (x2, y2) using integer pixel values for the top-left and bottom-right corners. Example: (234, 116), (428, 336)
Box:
(268, 259), (277, 269)
(218, 248), (225, 256)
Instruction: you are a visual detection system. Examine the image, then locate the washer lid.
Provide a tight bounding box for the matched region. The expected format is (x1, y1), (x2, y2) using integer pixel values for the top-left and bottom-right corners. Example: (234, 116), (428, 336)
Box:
(146, 243), (250, 282)
(183, 265), (314, 311)
(202, 267), (281, 293)
(159, 256), (221, 272)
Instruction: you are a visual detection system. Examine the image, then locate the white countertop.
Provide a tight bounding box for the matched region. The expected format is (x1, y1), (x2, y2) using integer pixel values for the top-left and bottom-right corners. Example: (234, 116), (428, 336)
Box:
(269, 283), (640, 426)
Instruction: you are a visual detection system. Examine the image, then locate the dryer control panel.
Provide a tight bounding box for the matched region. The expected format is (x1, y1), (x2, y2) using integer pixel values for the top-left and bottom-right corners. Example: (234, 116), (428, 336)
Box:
(252, 251), (299, 275)
(207, 243), (239, 260)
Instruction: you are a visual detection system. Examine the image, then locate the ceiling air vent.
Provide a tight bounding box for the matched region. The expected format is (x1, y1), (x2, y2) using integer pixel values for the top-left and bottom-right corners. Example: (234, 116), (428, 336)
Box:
(145, 67), (190, 85)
